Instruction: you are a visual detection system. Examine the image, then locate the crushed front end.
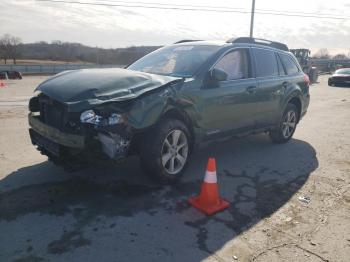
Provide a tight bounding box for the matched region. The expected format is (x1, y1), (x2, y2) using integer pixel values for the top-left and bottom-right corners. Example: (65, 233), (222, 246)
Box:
(28, 93), (134, 168)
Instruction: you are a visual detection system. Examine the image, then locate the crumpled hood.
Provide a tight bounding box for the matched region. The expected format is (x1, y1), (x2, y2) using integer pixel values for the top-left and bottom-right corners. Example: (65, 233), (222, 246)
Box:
(36, 68), (181, 112)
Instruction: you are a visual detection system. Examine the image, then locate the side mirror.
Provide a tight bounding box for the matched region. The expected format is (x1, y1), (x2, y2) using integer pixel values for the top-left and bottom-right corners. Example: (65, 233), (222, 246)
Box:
(210, 68), (228, 82)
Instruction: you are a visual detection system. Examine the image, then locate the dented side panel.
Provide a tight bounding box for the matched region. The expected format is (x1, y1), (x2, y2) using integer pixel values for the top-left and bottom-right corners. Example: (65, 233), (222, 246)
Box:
(124, 81), (199, 131)
(126, 88), (171, 129)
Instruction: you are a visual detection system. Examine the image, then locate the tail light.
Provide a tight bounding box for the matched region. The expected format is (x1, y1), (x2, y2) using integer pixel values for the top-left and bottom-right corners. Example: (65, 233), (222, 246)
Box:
(303, 74), (310, 86)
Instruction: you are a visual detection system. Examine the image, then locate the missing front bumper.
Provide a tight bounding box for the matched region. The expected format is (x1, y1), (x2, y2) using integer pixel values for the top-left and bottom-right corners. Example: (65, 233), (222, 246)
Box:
(29, 113), (131, 161)
(28, 113), (85, 148)
(98, 132), (130, 160)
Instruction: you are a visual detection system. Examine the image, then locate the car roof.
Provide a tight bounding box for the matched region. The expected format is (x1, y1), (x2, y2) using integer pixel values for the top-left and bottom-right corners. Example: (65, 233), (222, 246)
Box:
(335, 68), (350, 72)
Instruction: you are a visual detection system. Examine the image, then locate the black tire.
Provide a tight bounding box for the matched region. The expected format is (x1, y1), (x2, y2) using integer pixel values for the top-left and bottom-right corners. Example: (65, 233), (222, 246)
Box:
(270, 103), (299, 144)
(139, 118), (191, 184)
(328, 79), (336, 86)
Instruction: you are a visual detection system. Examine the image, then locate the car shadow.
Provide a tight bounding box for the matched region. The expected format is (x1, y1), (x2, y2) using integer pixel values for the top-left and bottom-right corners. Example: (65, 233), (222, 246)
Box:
(0, 134), (318, 262)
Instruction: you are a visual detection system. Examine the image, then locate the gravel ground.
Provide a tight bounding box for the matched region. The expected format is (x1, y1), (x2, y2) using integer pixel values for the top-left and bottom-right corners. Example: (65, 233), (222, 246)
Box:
(0, 75), (349, 262)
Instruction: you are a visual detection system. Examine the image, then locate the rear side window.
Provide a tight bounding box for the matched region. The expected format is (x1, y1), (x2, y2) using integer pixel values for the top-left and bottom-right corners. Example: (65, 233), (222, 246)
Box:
(214, 49), (250, 80)
(253, 48), (278, 77)
(279, 54), (300, 75)
(276, 54), (286, 75)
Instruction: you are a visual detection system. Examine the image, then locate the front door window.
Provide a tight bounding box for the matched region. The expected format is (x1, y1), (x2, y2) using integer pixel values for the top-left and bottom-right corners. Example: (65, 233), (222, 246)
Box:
(213, 50), (250, 80)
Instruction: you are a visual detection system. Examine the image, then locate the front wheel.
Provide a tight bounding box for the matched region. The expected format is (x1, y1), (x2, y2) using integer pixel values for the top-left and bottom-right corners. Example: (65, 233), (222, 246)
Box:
(270, 103), (299, 143)
(139, 118), (191, 184)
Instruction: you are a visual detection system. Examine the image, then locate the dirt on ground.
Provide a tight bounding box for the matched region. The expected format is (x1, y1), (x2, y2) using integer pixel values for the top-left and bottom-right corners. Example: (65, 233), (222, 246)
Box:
(0, 75), (349, 262)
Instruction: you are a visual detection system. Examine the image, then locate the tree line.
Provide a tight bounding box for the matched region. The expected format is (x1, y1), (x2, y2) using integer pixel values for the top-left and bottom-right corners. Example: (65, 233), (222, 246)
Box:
(0, 34), (349, 65)
(312, 48), (349, 60)
(0, 34), (160, 65)
(0, 34), (22, 64)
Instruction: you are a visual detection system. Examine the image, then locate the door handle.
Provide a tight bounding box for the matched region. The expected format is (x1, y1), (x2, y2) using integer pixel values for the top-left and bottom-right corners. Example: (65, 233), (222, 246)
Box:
(246, 86), (257, 94)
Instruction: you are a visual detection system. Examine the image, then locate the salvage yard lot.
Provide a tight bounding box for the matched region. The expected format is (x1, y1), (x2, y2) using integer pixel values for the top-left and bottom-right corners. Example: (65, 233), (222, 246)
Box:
(0, 75), (349, 261)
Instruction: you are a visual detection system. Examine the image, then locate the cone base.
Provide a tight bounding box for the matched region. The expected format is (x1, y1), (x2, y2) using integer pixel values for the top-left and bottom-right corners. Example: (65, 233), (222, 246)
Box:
(188, 196), (229, 215)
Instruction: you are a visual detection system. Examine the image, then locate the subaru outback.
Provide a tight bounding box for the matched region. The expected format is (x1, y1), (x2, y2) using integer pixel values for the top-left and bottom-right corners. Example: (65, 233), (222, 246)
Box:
(28, 37), (310, 184)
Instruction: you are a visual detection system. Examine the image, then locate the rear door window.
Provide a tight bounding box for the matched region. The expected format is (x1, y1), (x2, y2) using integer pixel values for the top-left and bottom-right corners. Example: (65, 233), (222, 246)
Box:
(279, 54), (300, 75)
(253, 48), (279, 77)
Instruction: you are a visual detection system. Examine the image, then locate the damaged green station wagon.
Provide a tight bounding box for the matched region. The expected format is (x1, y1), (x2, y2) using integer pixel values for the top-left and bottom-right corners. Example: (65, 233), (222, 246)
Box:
(28, 37), (310, 184)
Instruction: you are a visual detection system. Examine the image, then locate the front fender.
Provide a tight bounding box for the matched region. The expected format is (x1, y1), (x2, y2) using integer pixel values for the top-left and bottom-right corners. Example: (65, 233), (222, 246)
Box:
(125, 83), (184, 130)
(125, 91), (167, 129)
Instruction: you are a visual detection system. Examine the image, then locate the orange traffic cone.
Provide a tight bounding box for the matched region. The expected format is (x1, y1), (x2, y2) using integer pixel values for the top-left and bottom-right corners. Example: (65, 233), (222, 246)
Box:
(188, 158), (229, 215)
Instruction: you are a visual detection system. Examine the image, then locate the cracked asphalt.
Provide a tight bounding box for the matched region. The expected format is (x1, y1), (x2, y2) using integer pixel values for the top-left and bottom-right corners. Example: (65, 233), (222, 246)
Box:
(0, 75), (349, 262)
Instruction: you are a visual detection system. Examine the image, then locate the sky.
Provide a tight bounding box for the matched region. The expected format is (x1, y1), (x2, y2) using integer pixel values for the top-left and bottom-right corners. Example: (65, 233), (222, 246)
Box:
(0, 0), (350, 55)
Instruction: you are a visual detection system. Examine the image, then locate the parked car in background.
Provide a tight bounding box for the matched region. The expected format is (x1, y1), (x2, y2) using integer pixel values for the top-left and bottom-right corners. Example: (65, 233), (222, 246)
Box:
(28, 37), (310, 184)
(328, 68), (350, 87)
(0, 70), (22, 80)
(0, 71), (7, 80)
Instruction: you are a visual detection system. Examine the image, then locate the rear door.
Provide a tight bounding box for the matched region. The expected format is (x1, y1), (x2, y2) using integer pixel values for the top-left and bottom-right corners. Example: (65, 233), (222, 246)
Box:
(252, 48), (284, 127)
(278, 52), (308, 112)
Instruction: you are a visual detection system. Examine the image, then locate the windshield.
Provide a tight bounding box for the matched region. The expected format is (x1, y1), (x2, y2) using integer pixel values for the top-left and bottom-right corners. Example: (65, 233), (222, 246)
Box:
(127, 45), (220, 77)
(335, 68), (350, 75)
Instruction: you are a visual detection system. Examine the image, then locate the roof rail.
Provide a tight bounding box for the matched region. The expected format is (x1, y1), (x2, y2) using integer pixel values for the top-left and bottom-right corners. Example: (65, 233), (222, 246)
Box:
(227, 37), (289, 51)
(174, 39), (203, 44)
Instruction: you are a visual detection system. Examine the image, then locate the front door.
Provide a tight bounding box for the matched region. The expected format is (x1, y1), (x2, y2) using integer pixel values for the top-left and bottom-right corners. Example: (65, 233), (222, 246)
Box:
(196, 48), (260, 137)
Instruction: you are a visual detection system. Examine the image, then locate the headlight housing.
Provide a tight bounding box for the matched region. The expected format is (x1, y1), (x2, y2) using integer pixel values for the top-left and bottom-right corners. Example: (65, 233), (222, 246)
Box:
(80, 110), (124, 126)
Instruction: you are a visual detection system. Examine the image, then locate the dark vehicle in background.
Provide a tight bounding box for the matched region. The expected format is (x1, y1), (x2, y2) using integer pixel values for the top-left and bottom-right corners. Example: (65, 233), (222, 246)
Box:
(28, 37), (310, 184)
(328, 68), (350, 87)
(0, 70), (22, 80)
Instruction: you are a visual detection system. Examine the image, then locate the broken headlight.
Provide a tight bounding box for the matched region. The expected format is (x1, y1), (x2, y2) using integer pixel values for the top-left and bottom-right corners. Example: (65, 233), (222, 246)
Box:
(80, 110), (124, 126)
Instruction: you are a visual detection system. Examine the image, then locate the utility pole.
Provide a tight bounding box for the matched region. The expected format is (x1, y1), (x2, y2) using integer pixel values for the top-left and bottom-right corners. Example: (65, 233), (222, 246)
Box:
(249, 0), (256, 38)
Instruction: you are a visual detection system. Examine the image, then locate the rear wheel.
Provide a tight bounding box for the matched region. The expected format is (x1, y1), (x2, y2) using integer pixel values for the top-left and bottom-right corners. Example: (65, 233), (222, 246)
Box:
(270, 103), (298, 143)
(139, 118), (190, 184)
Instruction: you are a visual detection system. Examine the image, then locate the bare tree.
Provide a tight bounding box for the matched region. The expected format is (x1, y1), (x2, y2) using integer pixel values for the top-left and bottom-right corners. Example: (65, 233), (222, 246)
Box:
(314, 48), (330, 59)
(0, 35), (10, 64)
(333, 53), (347, 60)
(0, 34), (22, 64)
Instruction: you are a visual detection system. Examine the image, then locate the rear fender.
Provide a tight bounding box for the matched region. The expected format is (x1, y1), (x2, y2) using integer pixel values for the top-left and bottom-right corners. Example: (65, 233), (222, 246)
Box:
(281, 88), (303, 120)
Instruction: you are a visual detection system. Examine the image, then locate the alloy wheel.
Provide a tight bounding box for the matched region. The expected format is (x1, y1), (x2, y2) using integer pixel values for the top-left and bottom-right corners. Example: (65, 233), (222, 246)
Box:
(282, 110), (297, 138)
(161, 129), (189, 175)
